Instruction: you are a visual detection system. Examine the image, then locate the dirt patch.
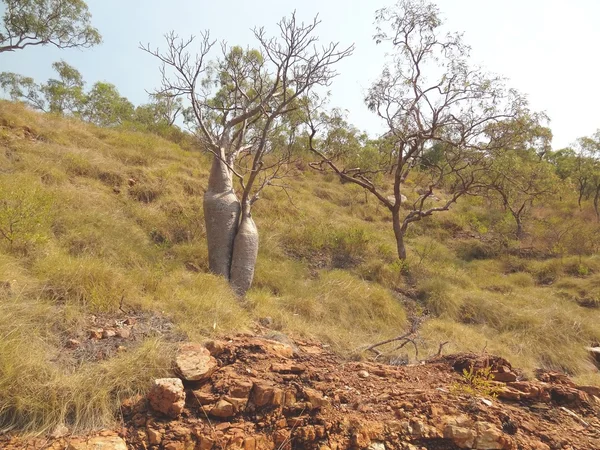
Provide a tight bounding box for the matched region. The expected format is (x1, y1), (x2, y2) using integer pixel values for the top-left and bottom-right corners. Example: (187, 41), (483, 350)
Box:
(55, 312), (186, 367)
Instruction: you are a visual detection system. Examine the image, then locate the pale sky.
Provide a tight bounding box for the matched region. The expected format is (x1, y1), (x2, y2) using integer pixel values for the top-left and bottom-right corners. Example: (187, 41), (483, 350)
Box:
(2, 0), (599, 149)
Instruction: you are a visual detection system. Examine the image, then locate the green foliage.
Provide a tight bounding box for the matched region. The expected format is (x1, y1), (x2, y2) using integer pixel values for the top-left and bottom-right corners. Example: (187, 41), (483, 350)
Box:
(42, 60), (86, 114)
(82, 82), (134, 127)
(450, 365), (502, 398)
(0, 0), (101, 53)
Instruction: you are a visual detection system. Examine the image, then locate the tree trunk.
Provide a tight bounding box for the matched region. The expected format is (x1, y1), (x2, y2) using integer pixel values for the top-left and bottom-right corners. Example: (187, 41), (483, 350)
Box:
(594, 187), (600, 222)
(203, 155), (240, 279)
(515, 216), (524, 240)
(392, 209), (407, 260)
(230, 208), (259, 297)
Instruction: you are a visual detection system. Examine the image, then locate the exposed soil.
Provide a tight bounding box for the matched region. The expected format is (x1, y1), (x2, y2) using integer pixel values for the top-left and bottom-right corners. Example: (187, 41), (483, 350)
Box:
(3, 334), (600, 449)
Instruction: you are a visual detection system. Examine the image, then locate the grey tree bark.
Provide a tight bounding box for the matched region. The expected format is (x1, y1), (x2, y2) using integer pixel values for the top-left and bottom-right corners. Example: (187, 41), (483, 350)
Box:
(204, 155), (240, 279)
(230, 211), (259, 297)
(204, 153), (259, 296)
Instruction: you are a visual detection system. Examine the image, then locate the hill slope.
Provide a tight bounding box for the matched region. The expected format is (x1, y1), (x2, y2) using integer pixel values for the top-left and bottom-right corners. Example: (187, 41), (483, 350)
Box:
(0, 101), (599, 433)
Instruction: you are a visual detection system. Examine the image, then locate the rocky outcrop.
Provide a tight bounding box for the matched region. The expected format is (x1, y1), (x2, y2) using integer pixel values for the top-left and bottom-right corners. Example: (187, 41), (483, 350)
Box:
(4, 336), (600, 450)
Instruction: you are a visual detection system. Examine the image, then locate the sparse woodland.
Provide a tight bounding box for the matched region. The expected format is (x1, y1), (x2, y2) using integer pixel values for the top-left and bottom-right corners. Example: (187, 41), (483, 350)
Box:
(1, 0), (600, 435)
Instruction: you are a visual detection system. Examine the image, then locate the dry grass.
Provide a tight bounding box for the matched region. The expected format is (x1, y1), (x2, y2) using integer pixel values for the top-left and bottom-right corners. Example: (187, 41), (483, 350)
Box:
(1, 101), (599, 432)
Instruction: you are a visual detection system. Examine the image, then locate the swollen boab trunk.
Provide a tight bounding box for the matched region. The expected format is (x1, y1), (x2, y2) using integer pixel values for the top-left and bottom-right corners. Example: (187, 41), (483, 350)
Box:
(203, 155), (240, 279)
(230, 212), (259, 297)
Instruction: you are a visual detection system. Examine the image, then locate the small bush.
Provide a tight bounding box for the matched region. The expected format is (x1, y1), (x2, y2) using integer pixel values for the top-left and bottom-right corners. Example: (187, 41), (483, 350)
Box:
(417, 278), (461, 318)
(0, 175), (53, 251)
(506, 272), (535, 288)
(455, 239), (497, 261)
(531, 259), (563, 285)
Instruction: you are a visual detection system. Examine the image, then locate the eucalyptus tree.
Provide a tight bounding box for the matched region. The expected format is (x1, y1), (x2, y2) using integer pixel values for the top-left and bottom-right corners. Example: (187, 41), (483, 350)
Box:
(0, 0), (100, 53)
(142, 14), (353, 295)
(308, 0), (526, 260)
(0, 60), (84, 114)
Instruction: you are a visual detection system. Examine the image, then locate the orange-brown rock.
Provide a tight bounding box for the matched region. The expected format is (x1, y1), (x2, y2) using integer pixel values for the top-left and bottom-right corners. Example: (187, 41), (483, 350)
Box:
(148, 378), (185, 418)
(175, 343), (218, 382)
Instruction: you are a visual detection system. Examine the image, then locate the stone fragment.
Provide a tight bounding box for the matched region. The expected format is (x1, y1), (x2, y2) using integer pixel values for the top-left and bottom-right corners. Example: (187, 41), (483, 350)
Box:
(102, 329), (116, 339)
(251, 381), (277, 407)
(89, 329), (103, 340)
(304, 388), (329, 409)
(474, 421), (511, 449)
(358, 370), (370, 379)
(210, 399), (235, 418)
(67, 436), (127, 450)
(146, 428), (161, 445)
(175, 343), (218, 382)
(205, 340), (227, 357)
(116, 327), (130, 339)
(50, 424), (69, 439)
(66, 339), (81, 349)
(148, 378), (185, 418)
(230, 380), (253, 398)
(270, 363), (306, 374)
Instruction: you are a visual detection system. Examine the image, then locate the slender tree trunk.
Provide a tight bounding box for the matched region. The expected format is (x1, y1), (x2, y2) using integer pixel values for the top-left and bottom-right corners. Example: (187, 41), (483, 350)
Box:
(594, 187), (600, 222)
(515, 215), (524, 240)
(392, 209), (407, 260)
(230, 205), (259, 297)
(203, 154), (241, 279)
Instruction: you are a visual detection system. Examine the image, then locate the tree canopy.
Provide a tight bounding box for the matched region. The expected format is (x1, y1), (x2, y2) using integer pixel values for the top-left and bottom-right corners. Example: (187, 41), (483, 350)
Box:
(0, 0), (101, 53)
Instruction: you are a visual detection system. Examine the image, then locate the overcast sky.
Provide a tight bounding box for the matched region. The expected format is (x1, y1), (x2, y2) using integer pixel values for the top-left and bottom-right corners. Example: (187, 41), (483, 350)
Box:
(2, 0), (599, 149)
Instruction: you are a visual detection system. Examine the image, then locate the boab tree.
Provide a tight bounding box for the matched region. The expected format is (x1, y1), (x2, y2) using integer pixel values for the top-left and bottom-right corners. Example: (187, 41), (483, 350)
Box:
(0, 0), (101, 53)
(142, 14), (353, 295)
(308, 0), (526, 260)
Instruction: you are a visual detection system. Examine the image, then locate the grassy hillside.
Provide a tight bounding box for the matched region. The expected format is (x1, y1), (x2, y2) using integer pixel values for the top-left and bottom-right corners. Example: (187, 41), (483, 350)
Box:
(1, 101), (599, 432)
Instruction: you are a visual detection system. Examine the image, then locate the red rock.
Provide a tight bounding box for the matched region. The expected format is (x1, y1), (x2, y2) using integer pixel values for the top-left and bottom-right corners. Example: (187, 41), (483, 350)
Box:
(251, 381), (279, 407)
(175, 343), (218, 382)
(492, 370), (518, 383)
(146, 428), (161, 445)
(148, 378), (185, 418)
(205, 340), (227, 356)
(66, 436), (127, 450)
(210, 399), (235, 418)
(230, 380), (253, 398)
(270, 363), (306, 374)
(304, 388), (329, 409)
(191, 390), (218, 405)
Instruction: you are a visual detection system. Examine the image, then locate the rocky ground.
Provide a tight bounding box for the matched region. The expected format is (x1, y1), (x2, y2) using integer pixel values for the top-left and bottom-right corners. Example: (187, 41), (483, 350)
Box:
(3, 333), (600, 450)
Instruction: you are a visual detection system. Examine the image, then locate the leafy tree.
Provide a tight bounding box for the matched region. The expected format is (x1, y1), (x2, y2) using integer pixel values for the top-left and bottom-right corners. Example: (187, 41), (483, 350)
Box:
(142, 14), (353, 295)
(575, 131), (600, 218)
(1, 60), (84, 114)
(0, 0), (101, 53)
(486, 149), (558, 239)
(134, 93), (183, 129)
(42, 60), (85, 114)
(81, 81), (134, 127)
(0, 71), (45, 109)
(308, 0), (526, 260)
(1, 62), (135, 127)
